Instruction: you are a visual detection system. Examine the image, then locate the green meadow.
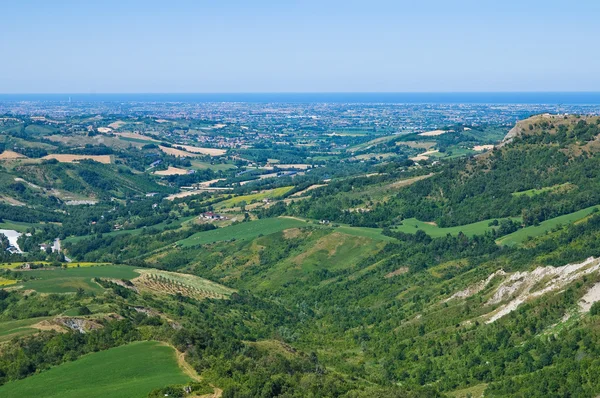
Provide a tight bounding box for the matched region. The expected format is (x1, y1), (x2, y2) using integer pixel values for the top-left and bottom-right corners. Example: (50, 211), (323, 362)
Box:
(497, 205), (600, 246)
(394, 217), (522, 238)
(179, 217), (308, 247)
(0, 341), (190, 398)
(13, 265), (140, 293)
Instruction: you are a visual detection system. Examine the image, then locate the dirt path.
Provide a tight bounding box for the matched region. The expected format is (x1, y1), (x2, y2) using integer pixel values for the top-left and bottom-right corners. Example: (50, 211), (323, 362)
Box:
(175, 349), (202, 382)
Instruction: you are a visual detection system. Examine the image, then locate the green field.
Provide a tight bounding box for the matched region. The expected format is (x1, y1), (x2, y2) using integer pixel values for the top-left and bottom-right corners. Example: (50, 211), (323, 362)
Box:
(218, 186), (294, 208)
(190, 159), (236, 171)
(64, 216), (196, 244)
(0, 220), (41, 232)
(253, 230), (386, 290)
(497, 205), (600, 246)
(335, 225), (396, 242)
(0, 262), (112, 269)
(14, 265), (140, 293)
(0, 341), (191, 398)
(394, 217), (522, 238)
(511, 182), (574, 197)
(178, 217), (308, 247)
(0, 317), (50, 342)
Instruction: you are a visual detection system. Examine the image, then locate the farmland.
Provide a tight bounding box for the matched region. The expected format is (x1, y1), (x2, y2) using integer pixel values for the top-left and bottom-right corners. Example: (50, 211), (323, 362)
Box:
(13, 265), (140, 293)
(179, 217), (308, 247)
(0, 341), (191, 398)
(497, 205), (600, 246)
(0, 317), (52, 342)
(511, 182), (574, 197)
(42, 154), (112, 164)
(394, 217), (522, 238)
(218, 186), (294, 208)
(134, 268), (235, 299)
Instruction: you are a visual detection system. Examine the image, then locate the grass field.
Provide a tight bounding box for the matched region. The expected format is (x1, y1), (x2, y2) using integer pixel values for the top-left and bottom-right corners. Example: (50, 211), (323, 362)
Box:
(497, 205), (600, 246)
(190, 160), (235, 171)
(13, 265), (140, 293)
(179, 217), (308, 247)
(218, 186), (294, 208)
(64, 216), (196, 244)
(512, 182), (574, 197)
(253, 231), (386, 290)
(0, 317), (51, 342)
(335, 225), (396, 242)
(0, 262), (112, 269)
(0, 220), (41, 232)
(394, 217), (522, 238)
(0, 341), (191, 398)
(0, 277), (17, 286)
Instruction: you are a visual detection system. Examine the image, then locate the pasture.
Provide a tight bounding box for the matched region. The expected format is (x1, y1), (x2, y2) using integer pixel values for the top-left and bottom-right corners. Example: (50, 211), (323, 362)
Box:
(497, 205), (600, 246)
(394, 217), (522, 238)
(0, 317), (51, 342)
(511, 182), (574, 197)
(13, 265), (140, 293)
(0, 341), (191, 398)
(179, 217), (308, 247)
(218, 186), (294, 208)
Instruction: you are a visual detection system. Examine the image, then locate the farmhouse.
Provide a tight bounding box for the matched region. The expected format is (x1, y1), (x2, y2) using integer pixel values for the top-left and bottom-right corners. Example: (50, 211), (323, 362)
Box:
(200, 212), (228, 221)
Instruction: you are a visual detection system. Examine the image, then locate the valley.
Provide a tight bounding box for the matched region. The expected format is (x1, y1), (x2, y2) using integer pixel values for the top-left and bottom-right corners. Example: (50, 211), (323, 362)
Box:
(1, 106), (600, 397)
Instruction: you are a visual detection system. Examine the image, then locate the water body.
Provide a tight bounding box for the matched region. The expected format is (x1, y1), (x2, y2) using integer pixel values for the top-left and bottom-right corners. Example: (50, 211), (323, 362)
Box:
(2, 92), (600, 104)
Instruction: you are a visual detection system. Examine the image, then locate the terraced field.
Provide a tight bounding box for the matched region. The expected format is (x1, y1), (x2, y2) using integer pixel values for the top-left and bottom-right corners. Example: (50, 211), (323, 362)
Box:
(0, 341), (191, 398)
(133, 269), (235, 299)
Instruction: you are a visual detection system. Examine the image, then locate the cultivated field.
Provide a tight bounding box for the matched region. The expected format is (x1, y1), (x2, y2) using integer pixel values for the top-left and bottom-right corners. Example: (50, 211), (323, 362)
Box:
(0, 317), (53, 343)
(419, 129), (449, 137)
(42, 154), (112, 164)
(0, 150), (26, 160)
(218, 186), (294, 208)
(178, 145), (226, 156)
(0, 341), (191, 398)
(179, 217), (308, 247)
(114, 132), (159, 142)
(134, 269), (235, 299)
(159, 145), (205, 158)
(13, 265), (140, 293)
(154, 166), (189, 176)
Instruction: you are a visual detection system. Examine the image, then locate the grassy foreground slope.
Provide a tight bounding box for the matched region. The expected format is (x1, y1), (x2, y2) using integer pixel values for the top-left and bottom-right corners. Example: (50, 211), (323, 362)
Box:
(0, 341), (190, 398)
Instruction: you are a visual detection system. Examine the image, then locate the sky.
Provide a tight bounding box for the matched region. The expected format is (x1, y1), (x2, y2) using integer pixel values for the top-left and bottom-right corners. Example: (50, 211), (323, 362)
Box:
(1, 0), (599, 93)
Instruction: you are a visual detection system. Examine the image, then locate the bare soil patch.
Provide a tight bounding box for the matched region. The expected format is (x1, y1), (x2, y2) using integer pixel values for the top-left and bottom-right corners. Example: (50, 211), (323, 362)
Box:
(154, 166), (189, 176)
(42, 154), (112, 164)
(0, 150), (26, 160)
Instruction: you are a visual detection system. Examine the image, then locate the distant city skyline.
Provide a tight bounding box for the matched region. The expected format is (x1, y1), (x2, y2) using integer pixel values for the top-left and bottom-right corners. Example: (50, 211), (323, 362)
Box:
(2, 0), (599, 93)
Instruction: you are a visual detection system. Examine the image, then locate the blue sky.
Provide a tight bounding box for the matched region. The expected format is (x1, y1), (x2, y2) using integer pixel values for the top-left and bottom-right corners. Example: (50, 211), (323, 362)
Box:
(1, 0), (598, 93)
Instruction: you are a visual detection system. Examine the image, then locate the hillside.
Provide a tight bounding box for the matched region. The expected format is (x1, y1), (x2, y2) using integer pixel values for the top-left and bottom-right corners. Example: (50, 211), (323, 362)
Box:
(2, 114), (600, 397)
